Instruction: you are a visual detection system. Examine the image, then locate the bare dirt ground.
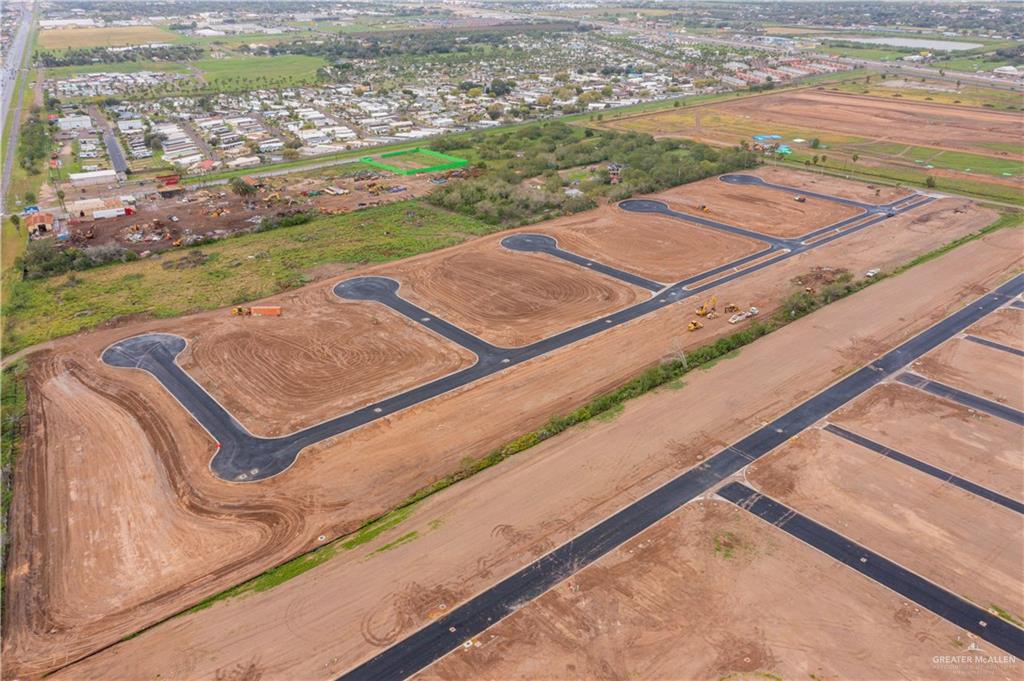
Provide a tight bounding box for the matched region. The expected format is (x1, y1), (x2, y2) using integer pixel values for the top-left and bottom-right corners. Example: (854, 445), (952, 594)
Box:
(309, 172), (444, 213)
(657, 174), (864, 236)
(4, 188), (1009, 678)
(753, 165), (911, 204)
(66, 190), (314, 253)
(383, 248), (648, 348)
(720, 90), (1021, 159)
(34, 226), (1023, 681)
(533, 208), (763, 283)
(178, 297), (476, 437)
(831, 382), (1023, 500)
(748, 427), (1024, 622)
(59, 171), (448, 253)
(966, 308), (1024, 351)
(911, 337), (1024, 411)
(609, 89), (1021, 161)
(417, 501), (1010, 681)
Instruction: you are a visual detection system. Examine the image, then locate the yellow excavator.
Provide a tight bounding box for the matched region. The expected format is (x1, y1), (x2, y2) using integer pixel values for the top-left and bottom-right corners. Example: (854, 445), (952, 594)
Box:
(696, 295), (717, 317)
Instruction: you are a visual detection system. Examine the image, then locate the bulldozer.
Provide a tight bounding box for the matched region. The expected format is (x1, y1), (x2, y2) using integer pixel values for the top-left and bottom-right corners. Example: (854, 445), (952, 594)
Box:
(687, 319), (704, 332)
(723, 303), (740, 314)
(695, 295), (717, 317)
(231, 306), (252, 316)
(698, 204), (711, 213)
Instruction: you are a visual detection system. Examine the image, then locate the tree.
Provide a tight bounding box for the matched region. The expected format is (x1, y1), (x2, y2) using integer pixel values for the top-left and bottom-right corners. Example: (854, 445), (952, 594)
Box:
(810, 138), (821, 149)
(851, 153), (859, 163)
(230, 177), (256, 196)
(820, 155), (827, 165)
(56, 189), (66, 211)
(925, 176), (936, 188)
(10, 214), (20, 232)
(812, 155), (819, 165)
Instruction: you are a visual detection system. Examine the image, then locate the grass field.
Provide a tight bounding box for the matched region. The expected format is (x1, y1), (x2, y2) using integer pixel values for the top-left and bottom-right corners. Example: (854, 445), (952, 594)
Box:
(2, 201), (497, 352)
(819, 44), (906, 61)
(937, 55), (1015, 73)
(832, 79), (1023, 111)
(44, 60), (190, 78)
(194, 55), (326, 87)
(37, 25), (181, 49)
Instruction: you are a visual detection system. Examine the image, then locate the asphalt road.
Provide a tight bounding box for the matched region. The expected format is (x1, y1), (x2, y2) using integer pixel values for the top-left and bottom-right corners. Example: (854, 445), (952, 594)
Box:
(1, 6), (33, 215)
(88, 105), (129, 174)
(103, 175), (932, 480)
(963, 334), (1024, 358)
(896, 372), (1024, 426)
(823, 423), (1024, 515)
(719, 481), (1024, 659)
(339, 274), (1024, 681)
(501, 233), (664, 291)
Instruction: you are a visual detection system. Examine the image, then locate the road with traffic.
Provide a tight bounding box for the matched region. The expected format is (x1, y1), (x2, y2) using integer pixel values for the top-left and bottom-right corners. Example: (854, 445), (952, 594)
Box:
(1, 4), (34, 215)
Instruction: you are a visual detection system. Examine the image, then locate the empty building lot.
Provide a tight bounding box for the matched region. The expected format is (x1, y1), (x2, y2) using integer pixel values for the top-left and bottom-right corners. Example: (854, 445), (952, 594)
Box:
(36, 225), (1022, 681)
(4, 168), (1015, 678)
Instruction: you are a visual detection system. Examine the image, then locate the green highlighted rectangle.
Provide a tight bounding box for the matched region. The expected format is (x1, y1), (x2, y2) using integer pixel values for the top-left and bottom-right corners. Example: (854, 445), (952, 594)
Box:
(361, 147), (468, 175)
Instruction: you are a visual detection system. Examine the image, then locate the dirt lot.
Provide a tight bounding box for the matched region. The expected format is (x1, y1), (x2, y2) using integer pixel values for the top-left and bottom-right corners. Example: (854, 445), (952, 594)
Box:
(912, 337), (1024, 411)
(748, 427), (1024, 622)
(178, 298), (476, 437)
(608, 89), (1020, 160)
(657, 174), (864, 236)
(4, 171), (1014, 677)
(966, 308), (1024, 351)
(310, 172), (445, 213)
(534, 207), (763, 283)
(61, 170), (450, 254)
(753, 165), (910, 204)
(66, 189), (308, 253)
(383, 248), (649, 348)
(34, 227), (1022, 681)
(831, 383), (1023, 500)
(418, 501), (1007, 680)
(720, 90), (1021, 159)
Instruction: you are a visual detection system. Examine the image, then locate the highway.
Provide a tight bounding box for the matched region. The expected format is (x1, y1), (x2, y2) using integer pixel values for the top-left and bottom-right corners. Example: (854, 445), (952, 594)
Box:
(1, 4), (33, 215)
(339, 274), (1024, 681)
(102, 175), (926, 481)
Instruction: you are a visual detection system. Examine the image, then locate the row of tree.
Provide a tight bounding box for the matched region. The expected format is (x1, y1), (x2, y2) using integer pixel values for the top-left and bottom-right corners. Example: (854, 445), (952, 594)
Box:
(36, 45), (203, 68)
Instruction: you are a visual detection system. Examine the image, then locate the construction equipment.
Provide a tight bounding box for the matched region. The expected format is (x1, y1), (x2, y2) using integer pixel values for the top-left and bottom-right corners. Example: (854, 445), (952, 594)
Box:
(687, 319), (704, 332)
(794, 195), (806, 203)
(728, 307), (761, 325)
(232, 305), (283, 317)
(695, 295), (717, 317)
(698, 204), (711, 213)
(723, 303), (740, 314)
